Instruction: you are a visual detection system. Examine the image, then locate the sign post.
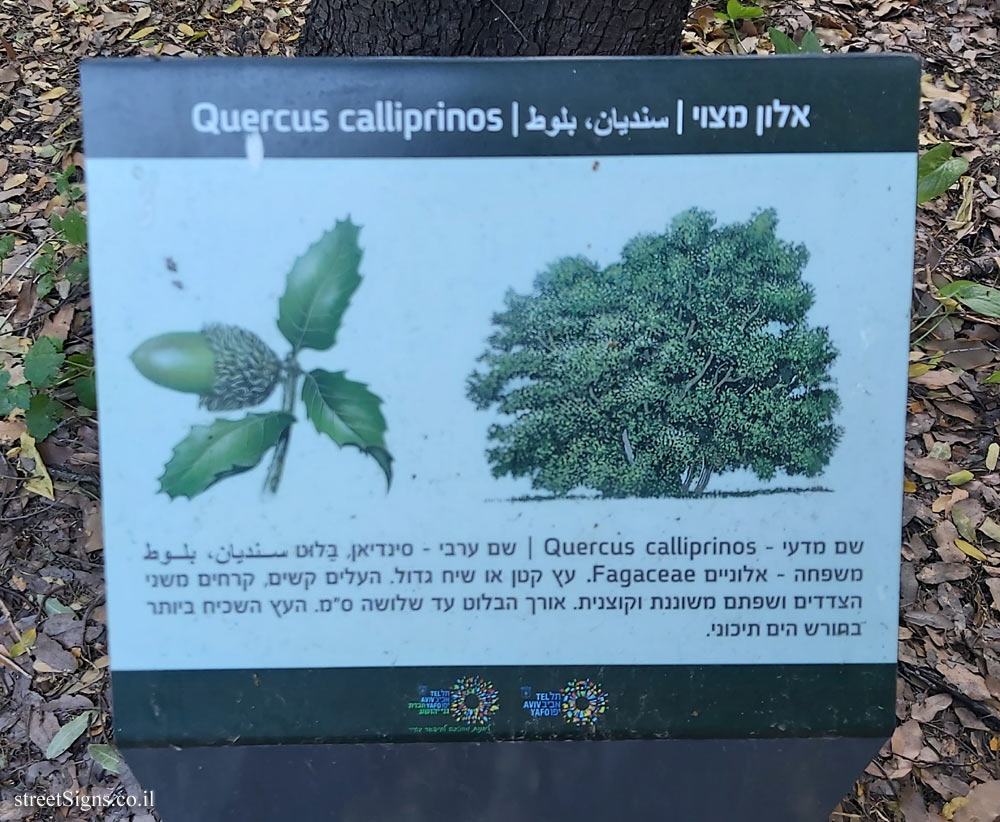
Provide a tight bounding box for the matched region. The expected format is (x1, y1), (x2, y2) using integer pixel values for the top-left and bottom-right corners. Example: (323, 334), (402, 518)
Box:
(81, 55), (918, 820)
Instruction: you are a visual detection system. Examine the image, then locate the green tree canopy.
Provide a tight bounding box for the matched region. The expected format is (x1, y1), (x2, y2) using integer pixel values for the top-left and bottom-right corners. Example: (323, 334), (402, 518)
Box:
(467, 208), (841, 497)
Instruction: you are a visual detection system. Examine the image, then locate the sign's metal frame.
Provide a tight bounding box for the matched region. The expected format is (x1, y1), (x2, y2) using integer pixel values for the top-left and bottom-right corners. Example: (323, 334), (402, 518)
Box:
(81, 54), (918, 821)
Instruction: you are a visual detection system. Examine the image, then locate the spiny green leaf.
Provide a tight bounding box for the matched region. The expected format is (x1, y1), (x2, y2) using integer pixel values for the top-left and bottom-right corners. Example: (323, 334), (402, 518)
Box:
(87, 744), (121, 773)
(301, 368), (392, 487)
(939, 280), (1000, 318)
(0, 234), (13, 260)
(367, 446), (393, 487)
(25, 393), (61, 440)
(917, 143), (969, 204)
(23, 337), (65, 388)
(768, 27), (801, 53)
(277, 220), (362, 352)
(45, 711), (94, 759)
(159, 412), (295, 499)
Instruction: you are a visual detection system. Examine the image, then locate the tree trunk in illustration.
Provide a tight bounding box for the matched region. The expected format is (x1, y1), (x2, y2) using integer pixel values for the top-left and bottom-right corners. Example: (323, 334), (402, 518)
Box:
(299, 0), (692, 57)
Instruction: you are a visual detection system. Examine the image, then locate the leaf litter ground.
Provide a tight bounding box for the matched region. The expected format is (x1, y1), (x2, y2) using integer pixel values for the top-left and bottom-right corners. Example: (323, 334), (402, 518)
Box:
(1, 1), (999, 820)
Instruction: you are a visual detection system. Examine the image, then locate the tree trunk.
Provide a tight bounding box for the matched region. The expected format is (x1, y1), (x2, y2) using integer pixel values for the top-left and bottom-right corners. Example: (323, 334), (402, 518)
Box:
(300, 0), (691, 58)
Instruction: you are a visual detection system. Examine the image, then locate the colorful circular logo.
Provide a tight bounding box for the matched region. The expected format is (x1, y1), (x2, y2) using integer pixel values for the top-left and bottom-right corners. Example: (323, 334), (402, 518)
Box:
(561, 679), (608, 725)
(449, 675), (500, 725)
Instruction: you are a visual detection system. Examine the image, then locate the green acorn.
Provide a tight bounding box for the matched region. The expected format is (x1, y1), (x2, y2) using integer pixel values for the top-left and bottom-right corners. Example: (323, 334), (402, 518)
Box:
(131, 324), (281, 410)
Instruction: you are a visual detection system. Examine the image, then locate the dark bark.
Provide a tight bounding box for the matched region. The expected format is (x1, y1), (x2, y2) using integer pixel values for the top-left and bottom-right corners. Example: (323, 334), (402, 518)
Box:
(300, 0), (692, 58)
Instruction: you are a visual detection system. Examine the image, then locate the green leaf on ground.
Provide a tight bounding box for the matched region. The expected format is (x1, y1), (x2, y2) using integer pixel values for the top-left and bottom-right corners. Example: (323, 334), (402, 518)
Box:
(800, 30), (824, 52)
(36, 272), (55, 300)
(57, 209), (87, 246)
(74, 375), (97, 410)
(51, 209), (87, 246)
(769, 27), (800, 53)
(277, 219), (362, 352)
(45, 711), (94, 759)
(0, 373), (31, 415)
(980, 516), (1000, 542)
(88, 744), (121, 773)
(55, 165), (82, 201)
(939, 280), (1000, 318)
(25, 394), (61, 440)
(952, 506), (977, 542)
(720, 0), (763, 20)
(917, 143), (969, 204)
(769, 27), (824, 53)
(67, 256), (89, 282)
(159, 412), (295, 499)
(42, 595), (74, 616)
(23, 337), (65, 388)
(301, 368), (392, 487)
(8, 627), (36, 657)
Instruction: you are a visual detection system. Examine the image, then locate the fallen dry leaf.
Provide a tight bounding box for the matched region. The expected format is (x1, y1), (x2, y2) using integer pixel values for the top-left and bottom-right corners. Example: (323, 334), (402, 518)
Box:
(37, 305), (75, 342)
(913, 457), (960, 480)
(912, 693), (954, 722)
(16, 432), (54, 500)
(986, 579), (1000, 611)
(37, 86), (68, 101)
(918, 563), (972, 584)
(900, 782), (948, 821)
(892, 719), (926, 760)
(936, 661), (995, 703)
(922, 76), (969, 105)
(82, 501), (103, 552)
(0, 419), (27, 441)
(953, 780), (1000, 822)
(911, 369), (963, 388)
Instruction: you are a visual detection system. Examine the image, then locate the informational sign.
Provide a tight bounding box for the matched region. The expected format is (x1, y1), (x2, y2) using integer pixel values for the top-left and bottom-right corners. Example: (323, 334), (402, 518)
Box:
(81, 56), (918, 746)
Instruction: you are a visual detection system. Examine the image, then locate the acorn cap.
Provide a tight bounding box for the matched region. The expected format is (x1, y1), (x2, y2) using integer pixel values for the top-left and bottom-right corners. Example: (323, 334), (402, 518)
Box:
(200, 324), (281, 411)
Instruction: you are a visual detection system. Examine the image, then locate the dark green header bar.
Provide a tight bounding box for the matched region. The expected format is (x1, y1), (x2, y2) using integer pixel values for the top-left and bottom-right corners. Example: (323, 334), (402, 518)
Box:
(81, 55), (919, 159)
(113, 663), (895, 746)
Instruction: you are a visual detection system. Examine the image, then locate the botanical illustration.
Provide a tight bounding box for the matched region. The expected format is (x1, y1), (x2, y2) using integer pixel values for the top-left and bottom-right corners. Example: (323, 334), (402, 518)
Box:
(131, 219), (391, 499)
(467, 208), (840, 498)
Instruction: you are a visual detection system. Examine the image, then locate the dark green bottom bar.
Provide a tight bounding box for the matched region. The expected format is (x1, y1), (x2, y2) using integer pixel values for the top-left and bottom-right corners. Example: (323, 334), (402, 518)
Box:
(112, 663), (895, 746)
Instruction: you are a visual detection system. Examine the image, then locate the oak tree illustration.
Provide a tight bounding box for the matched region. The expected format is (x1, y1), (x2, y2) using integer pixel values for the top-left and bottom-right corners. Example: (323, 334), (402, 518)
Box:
(131, 219), (391, 499)
(467, 209), (841, 497)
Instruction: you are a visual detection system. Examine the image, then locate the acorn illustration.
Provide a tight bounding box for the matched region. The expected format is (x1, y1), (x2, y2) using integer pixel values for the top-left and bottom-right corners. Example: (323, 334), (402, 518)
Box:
(131, 324), (281, 410)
